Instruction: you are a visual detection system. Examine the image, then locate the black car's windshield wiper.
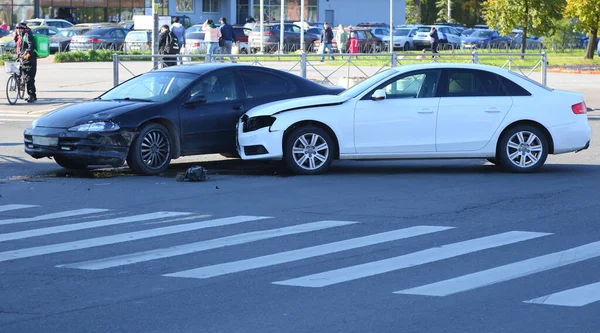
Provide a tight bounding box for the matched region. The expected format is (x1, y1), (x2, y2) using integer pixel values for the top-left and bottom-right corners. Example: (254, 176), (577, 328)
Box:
(112, 97), (154, 102)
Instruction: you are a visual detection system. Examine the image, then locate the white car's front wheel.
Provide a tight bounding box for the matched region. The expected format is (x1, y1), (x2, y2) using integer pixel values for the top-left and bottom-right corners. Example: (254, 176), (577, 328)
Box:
(284, 126), (335, 175)
(498, 125), (548, 173)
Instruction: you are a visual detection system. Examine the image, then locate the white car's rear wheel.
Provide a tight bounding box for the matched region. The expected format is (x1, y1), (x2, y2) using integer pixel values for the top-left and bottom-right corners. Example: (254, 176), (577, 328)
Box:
(498, 125), (548, 173)
(284, 126), (334, 175)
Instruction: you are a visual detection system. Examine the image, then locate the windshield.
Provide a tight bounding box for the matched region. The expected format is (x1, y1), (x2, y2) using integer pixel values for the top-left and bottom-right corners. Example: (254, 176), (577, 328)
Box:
(339, 70), (398, 98)
(85, 28), (109, 36)
(417, 27), (431, 32)
(394, 29), (411, 36)
(472, 30), (494, 38)
(100, 72), (198, 102)
(126, 32), (149, 41)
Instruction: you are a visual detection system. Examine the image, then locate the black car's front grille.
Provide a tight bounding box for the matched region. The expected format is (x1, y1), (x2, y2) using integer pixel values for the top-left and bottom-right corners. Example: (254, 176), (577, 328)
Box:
(244, 145), (268, 156)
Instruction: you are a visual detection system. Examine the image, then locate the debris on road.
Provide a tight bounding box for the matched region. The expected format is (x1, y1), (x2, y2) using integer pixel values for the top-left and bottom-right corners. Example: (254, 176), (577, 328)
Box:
(176, 166), (208, 182)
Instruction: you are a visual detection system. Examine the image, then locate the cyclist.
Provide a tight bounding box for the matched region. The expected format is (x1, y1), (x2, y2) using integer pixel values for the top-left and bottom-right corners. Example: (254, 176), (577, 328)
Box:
(14, 22), (37, 103)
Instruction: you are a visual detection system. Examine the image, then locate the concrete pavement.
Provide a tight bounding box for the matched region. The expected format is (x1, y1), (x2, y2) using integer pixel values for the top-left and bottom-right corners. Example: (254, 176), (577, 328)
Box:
(0, 59), (599, 333)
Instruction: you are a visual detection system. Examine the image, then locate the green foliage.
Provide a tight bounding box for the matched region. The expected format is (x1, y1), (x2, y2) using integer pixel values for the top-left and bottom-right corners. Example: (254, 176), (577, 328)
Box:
(545, 18), (579, 52)
(565, 0), (600, 59)
(406, 0), (421, 24)
(483, 0), (565, 37)
(54, 50), (123, 62)
(436, 0), (450, 22)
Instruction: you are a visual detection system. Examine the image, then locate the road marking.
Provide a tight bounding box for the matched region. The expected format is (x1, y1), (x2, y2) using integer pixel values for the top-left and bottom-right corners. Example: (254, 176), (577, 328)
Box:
(524, 281), (600, 307)
(0, 212), (196, 242)
(273, 231), (551, 288)
(395, 240), (600, 297)
(0, 208), (110, 226)
(0, 114), (38, 118)
(165, 225), (454, 279)
(0, 216), (271, 262)
(0, 205), (39, 213)
(60, 220), (357, 270)
(0, 118), (35, 122)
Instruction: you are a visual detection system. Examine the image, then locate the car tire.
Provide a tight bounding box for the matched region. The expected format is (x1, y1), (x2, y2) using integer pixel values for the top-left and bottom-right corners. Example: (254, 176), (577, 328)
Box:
(127, 123), (173, 176)
(498, 125), (548, 173)
(283, 126), (335, 175)
(54, 156), (88, 170)
(403, 43), (410, 51)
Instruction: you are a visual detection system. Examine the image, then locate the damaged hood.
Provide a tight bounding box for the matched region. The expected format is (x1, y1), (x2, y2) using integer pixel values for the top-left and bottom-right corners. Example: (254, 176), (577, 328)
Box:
(35, 100), (153, 128)
(246, 95), (350, 117)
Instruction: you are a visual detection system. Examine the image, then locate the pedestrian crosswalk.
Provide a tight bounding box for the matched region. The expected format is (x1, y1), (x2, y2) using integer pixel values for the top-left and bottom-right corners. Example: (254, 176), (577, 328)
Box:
(1, 203), (599, 309)
(0, 111), (39, 123)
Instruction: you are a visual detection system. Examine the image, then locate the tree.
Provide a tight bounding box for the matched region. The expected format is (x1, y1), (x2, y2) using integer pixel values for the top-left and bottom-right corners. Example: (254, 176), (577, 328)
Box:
(436, 0), (450, 22)
(565, 0), (600, 59)
(483, 0), (565, 56)
(406, 0), (422, 24)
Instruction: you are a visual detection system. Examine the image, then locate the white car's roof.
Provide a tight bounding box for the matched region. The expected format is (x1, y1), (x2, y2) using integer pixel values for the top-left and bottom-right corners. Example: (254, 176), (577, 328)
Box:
(390, 63), (513, 75)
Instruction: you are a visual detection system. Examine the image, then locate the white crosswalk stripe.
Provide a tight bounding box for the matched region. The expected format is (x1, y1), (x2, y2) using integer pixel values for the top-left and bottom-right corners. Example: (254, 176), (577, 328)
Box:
(0, 212), (195, 242)
(273, 231), (551, 288)
(58, 220), (357, 270)
(395, 240), (600, 297)
(0, 111), (39, 122)
(165, 226), (454, 279)
(0, 215), (270, 262)
(0, 208), (110, 226)
(0, 204), (39, 213)
(524, 281), (600, 307)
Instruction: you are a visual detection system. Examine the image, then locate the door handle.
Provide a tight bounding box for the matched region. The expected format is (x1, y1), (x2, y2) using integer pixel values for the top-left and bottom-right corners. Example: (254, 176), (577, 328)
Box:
(418, 108), (434, 114)
(233, 105), (244, 111)
(484, 108), (500, 113)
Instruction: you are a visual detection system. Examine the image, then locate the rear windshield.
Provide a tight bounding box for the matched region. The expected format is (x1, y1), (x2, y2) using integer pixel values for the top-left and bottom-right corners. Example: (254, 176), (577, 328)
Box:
(85, 29), (109, 36)
(185, 32), (205, 40)
(126, 31), (150, 41)
(394, 29), (411, 36)
(252, 26), (274, 32)
(417, 27), (431, 32)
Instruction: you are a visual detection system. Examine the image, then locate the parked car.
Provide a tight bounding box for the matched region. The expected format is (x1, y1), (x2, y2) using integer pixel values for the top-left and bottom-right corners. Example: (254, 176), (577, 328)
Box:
(171, 15), (193, 28)
(507, 30), (544, 50)
(237, 63), (591, 175)
(233, 25), (251, 43)
(413, 25), (462, 49)
(124, 30), (152, 53)
(460, 29), (477, 37)
(249, 23), (319, 53)
(25, 19), (73, 28)
(49, 27), (90, 53)
(184, 27), (208, 54)
(460, 29), (511, 49)
(73, 23), (118, 29)
(313, 27), (383, 53)
(393, 27), (418, 51)
(24, 64), (344, 175)
(118, 20), (134, 30)
(0, 26), (59, 52)
(70, 27), (129, 51)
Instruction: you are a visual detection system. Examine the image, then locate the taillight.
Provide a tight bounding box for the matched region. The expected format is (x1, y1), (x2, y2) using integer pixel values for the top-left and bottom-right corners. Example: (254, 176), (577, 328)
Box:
(146, 41), (151, 46)
(265, 32), (274, 36)
(192, 42), (200, 47)
(88, 38), (101, 43)
(572, 102), (587, 114)
(71, 38), (75, 42)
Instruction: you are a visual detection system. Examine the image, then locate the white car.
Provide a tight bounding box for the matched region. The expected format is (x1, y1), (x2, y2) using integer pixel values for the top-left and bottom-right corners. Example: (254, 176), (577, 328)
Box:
(393, 27), (418, 51)
(412, 25), (462, 49)
(25, 19), (73, 28)
(237, 63), (591, 175)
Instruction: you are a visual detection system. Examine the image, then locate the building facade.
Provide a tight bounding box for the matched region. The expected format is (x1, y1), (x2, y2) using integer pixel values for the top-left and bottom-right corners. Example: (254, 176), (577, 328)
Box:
(0, 0), (403, 27)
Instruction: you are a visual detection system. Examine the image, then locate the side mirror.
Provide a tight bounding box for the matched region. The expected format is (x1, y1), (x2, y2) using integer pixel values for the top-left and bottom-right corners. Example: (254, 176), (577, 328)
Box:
(184, 94), (206, 107)
(371, 89), (386, 101)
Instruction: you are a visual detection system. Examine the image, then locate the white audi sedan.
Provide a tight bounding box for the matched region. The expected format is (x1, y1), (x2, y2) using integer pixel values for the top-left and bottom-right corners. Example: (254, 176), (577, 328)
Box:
(236, 64), (591, 175)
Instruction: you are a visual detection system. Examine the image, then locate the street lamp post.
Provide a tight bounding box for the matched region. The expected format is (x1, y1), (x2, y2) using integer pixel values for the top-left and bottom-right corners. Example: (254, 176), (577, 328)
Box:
(389, 0), (393, 53)
(280, 0), (285, 54)
(260, 0), (264, 53)
(300, 0), (305, 53)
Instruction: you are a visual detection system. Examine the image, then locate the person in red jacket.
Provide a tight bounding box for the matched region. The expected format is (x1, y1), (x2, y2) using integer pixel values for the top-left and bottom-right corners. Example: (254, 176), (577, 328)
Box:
(346, 32), (359, 60)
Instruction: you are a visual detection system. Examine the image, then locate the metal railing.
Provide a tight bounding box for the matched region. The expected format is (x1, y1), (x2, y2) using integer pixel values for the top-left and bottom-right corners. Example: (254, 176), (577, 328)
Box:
(112, 51), (549, 88)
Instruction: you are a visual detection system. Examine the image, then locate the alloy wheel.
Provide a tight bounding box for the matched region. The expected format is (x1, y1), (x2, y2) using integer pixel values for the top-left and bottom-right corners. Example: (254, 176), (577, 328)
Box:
(292, 133), (330, 171)
(505, 131), (543, 168)
(141, 130), (170, 169)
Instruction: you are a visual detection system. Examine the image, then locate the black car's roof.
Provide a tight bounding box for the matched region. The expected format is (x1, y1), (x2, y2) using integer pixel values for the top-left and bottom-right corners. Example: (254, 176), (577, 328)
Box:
(154, 63), (287, 75)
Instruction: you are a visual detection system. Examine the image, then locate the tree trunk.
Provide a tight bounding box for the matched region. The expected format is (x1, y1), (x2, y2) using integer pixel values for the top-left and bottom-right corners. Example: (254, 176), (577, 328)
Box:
(584, 27), (598, 60)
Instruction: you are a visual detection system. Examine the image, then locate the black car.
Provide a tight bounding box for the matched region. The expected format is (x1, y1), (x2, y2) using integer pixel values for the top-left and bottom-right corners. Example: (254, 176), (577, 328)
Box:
(24, 64), (344, 175)
(49, 27), (90, 53)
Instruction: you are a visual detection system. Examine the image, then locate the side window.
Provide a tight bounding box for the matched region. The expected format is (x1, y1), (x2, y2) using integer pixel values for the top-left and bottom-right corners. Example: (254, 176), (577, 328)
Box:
(292, 25), (301, 33)
(37, 29), (48, 35)
(449, 28), (459, 35)
(240, 70), (289, 98)
(187, 71), (238, 103)
(498, 76), (532, 96)
(445, 70), (506, 97)
(377, 70), (441, 99)
(375, 29), (382, 35)
(48, 29), (57, 35)
(365, 31), (374, 38)
(111, 30), (126, 38)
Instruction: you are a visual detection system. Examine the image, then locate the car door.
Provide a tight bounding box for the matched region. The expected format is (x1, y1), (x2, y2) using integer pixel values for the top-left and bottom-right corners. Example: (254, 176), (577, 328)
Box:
(435, 69), (513, 152)
(179, 70), (245, 154)
(110, 29), (127, 48)
(354, 69), (442, 154)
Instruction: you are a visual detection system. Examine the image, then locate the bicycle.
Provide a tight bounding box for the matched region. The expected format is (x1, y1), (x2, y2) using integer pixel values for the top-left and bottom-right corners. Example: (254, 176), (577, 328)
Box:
(5, 59), (25, 105)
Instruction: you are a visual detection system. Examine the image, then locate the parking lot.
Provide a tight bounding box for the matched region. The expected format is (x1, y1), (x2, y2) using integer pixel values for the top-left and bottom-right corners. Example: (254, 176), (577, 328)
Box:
(0, 59), (599, 333)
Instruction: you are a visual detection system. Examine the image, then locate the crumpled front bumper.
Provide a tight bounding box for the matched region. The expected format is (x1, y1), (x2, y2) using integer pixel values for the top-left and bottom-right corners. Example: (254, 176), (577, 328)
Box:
(23, 127), (136, 167)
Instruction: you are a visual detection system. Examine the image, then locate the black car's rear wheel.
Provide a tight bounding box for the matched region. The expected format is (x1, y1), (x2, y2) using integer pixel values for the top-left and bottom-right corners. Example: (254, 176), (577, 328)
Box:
(54, 156), (89, 169)
(127, 123), (172, 175)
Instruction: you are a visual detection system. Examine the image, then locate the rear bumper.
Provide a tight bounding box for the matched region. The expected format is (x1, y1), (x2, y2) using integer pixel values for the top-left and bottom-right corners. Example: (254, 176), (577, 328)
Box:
(24, 127), (135, 167)
(550, 121), (592, 154)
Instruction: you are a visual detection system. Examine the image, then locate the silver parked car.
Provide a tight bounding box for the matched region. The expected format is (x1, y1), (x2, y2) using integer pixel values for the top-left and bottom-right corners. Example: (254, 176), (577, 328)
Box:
(70, 27), (129, 51)
(124, 30), (152, 53)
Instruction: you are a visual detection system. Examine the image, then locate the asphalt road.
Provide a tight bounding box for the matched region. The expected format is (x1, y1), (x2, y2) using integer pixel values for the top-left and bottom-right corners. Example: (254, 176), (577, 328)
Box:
(0, 67), (599, 333)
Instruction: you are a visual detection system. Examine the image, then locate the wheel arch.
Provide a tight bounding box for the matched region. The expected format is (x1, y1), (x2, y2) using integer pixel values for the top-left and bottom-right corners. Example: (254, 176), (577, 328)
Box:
(282, 120), (341, 159)
(136, 118), (181, 159)
(496, 120), (555, 155)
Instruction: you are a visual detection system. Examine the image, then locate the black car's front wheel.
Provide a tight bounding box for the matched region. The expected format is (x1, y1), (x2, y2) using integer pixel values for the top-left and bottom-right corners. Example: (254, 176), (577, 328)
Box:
(127, 123), (172, 175)
(54, 156), (88, 170)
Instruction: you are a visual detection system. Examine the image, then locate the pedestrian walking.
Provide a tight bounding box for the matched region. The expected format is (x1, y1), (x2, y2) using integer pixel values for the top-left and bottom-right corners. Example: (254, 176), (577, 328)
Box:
(320, 22), (335, 62)
(202, 19), (222, 63)
(335, 24), (348, 59)
(158, 25), (178, 67)
(429, 26), (439, 55)
(0, 20), (9, 31)
(219, 17), (236, 63)
(346, 32), (359, 60)
(171, 17), (186, 65)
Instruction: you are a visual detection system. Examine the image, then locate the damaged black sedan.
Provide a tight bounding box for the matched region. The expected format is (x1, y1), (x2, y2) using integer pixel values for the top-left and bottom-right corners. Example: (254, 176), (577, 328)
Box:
(24, 64), (344, 175)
